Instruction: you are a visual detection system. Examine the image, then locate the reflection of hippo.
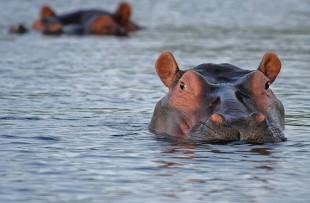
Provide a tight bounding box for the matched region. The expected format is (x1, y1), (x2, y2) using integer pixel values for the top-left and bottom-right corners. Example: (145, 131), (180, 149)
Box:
(150, 52), (286, 144)
(10, 2), (140, 36)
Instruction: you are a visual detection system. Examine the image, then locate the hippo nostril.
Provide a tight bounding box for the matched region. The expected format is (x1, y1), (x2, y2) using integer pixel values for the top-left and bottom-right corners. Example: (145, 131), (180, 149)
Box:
(256, 113), (265, 123)
(210, 113), (224, 124)
(250, 112), (266, 123)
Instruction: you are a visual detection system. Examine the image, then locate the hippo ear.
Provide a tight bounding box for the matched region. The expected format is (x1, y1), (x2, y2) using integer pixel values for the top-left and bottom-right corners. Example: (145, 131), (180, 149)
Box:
(114, 2), (131, 26)
(155, 52), (180, 88)
(40, 5), (56, 19)
(258, 52), (281, 84)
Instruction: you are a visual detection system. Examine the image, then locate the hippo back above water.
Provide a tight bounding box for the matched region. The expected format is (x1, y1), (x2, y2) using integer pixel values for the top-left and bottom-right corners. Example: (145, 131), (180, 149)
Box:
(149, 52), (286, 144)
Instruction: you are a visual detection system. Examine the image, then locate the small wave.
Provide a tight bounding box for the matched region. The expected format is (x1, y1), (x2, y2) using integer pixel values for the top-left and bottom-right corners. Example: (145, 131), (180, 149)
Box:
(0, 116), (41, 121)
(0, 134), (60, 142)
(32, 136), (60, 141)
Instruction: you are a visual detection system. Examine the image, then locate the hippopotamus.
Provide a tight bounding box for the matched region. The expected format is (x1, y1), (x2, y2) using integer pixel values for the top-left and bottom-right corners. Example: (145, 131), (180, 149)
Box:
(149, 52), (286, 144)
(10, 2), (140, 36)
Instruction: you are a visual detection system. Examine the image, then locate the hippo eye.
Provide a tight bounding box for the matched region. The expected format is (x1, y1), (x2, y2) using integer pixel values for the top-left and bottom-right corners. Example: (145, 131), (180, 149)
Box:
(265, 82), (271, 90)
(180, 82), (185, 90)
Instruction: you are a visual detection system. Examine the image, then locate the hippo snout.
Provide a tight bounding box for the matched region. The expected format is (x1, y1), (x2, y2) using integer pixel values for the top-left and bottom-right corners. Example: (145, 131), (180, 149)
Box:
(189, 112), (286, 144)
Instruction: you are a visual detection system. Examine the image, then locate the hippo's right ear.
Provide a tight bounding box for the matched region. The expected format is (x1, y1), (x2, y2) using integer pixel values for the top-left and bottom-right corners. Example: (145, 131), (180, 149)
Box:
(258, 52), (281, 84)
(155, 52), (180, 88)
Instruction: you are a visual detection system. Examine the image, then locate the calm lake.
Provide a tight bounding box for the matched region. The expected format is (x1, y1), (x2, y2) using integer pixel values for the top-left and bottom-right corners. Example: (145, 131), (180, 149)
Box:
(1, 0), (309, 202)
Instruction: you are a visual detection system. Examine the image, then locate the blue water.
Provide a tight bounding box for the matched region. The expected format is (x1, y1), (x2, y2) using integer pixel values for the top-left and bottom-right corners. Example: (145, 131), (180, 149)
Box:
(1, 0), (310, 202)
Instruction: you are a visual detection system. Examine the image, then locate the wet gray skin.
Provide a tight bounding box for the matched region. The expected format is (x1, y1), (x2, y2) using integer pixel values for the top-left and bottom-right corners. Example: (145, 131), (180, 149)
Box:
(150, 52), (286, 144)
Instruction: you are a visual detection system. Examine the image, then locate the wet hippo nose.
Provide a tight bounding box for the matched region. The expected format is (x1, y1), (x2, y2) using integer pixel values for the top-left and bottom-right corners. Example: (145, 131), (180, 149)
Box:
(250, 112), (266, 123)
(193, 111), (283, 143)
(210, 112), (266, 128)
(210, 114), (224, 124)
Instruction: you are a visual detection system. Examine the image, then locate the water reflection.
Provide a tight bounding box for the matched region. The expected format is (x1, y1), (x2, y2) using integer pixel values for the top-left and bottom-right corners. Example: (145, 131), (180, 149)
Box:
(156, 142), (277, 172)
(155, 160), (184, 169)
(160, 141), (274, 156)
(248, 147), (272, 156)
(153, 143), (278, 201)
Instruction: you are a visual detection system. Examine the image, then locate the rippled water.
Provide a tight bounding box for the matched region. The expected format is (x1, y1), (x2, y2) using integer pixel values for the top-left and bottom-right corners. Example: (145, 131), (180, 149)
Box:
(1, 0), (310, 202)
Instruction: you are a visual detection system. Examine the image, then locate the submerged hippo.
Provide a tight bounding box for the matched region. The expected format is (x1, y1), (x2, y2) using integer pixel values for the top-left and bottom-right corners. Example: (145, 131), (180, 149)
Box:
(10, 2), (140, 36)
(32, 2), (140, 36)
(150, 52), (286, 144)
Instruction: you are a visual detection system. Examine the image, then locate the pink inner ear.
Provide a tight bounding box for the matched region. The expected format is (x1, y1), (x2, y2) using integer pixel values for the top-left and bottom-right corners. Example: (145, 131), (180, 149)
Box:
(258, 52), (281, 83)
(155, 52), (179, 88)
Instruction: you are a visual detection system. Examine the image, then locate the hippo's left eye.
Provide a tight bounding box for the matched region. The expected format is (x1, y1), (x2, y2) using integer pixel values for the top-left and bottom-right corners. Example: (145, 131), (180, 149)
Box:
(180, 82), (185, 90)
(265, 82), (271, 90)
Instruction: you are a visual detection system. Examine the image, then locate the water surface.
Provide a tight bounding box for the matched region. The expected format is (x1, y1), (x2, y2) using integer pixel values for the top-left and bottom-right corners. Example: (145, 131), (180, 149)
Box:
(1, 0), (310, 202)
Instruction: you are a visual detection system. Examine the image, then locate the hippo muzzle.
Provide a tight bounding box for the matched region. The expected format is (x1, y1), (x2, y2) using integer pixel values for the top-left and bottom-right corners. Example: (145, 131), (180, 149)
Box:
(190, 112), (286, 144)
(150, 52), (286, 144)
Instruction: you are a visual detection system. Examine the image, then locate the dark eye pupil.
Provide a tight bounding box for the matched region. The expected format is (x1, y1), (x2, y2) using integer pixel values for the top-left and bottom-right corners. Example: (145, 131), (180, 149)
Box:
(180, 82), (185, 90)
(265, 82), (270, 90)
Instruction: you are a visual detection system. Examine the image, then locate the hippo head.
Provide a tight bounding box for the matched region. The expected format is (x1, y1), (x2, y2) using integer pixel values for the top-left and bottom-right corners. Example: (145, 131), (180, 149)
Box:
(150, 52), (286, 144)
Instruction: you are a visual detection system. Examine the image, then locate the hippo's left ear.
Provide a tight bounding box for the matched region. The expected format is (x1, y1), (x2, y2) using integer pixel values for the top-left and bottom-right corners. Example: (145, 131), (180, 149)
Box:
(155, 52), (180, 88)
(258, 52), (281, 84)
(41, 5), (57, 19)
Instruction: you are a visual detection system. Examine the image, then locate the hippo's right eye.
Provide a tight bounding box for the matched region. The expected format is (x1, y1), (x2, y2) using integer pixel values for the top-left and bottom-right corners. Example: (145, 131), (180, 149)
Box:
(180, 82), (185, 90)
(265, 81), (271, 90)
